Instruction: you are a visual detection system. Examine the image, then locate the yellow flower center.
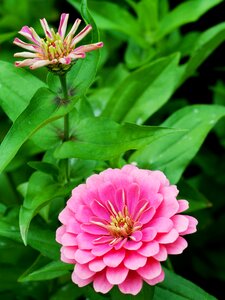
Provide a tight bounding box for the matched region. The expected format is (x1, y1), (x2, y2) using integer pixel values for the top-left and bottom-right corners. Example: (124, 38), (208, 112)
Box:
(107, 207), (134, 238)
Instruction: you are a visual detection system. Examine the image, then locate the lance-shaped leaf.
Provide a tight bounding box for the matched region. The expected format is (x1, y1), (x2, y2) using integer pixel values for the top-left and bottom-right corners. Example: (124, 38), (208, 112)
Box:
(111, 283), (155, 300)
(0, 60), (46, 121)
(0, 215), (60, 260)
(19, 260), (73, 282)
(103, 53), (181, 124)
(19, 171), (77, 245)
(68, 0), (145, 47)
(155, 0), (222, 41)
(177, 179), (212, 212)
(155, 268), (217, 300)
(130, 105), (225, 184)
(54, 116), (182, 161)
(181, 22), (225, 83)
(0, 88), (59, 173)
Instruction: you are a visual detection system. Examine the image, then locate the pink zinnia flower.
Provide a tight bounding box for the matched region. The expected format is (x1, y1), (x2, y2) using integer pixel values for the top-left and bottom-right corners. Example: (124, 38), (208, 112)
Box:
(56, 165), (197, 295)
(13, 13), (103, 73)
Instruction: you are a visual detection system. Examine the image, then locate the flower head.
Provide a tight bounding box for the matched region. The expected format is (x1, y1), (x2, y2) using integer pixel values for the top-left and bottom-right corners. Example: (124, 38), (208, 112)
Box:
(14, 13), (103, 74)
(56, 165), (197, 295)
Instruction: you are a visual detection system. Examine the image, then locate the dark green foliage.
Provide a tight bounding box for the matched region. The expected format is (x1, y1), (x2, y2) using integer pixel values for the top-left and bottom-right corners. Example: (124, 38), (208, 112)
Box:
(0, 0), (225, 299)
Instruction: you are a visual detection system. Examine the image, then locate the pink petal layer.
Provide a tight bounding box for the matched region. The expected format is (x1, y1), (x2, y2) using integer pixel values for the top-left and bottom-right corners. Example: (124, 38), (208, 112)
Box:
(89, 258), (106, 272)
(103, 249), (125, 267)
(118, 272), (143, 295)
(171, 215), (189, 233)
(93, 272), (113, 294)
(144, 269), (165, 285)
(124, 252), (147, 270)
(138, 241), (159, 257)
(142, 227), (157, 241)
(137, 258), (161, 280)
(72, 270), (93, 287)
(148, 217), (173, 233)
(181, 216), (198, 235)
(153, 245), (168, 261)
(156, 228), (179, 244)
(75, 263), (95, 279)
(166, 236), (188, 254)
(177, 199), (189, 213)
(106, 265), (129, 284)
(74, 249), (95, 264)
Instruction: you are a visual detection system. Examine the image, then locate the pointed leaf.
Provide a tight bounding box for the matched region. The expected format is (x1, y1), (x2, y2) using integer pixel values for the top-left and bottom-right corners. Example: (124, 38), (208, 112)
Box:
(0, 60), (46, 121)
(155, 0), (222, 41)
(178, 179), (212, 212)
(0, 215), (59, 260)
(155, 268), (217, 300)
(68, 0), (145, 46)
(19, 261), (73, 282)
(19, 171), (77, 245)
(0, 88), (57, 172)
(131, 105), (225, 184)
(182, 22), (225, 82)
(54, 117), (181, 161)
(103, 54), (181, 124)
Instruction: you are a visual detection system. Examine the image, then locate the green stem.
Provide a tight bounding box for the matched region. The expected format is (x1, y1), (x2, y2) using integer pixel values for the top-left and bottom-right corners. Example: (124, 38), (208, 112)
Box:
(59, 74), (70, 183)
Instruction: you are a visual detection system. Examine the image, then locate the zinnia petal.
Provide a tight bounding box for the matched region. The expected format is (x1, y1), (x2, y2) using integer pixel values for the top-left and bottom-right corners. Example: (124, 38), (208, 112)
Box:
(71, 24), (92, 47)
(58, 13), (69, 39)
(137, 258), (162, 280)
(124, 252), (147, 270)
(106, 265), (129, 284)
(29, 59), (52, 69)
(40, 17), (53, 38)
(72, 270), (94, 287)
(118, 272), (143, 295)
(93, 272), (113, 294)
(103, 249), (126, 267)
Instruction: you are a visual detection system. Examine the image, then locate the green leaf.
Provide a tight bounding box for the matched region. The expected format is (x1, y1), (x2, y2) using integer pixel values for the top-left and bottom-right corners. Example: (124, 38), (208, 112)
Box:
(0, 87), (57, 172)
(155, 0), (222, 41)
(69, 0), (146, 47)
(0, 265), (23, 292)
(155, 268), (217, 300)
(50, 283), (84, 300)
(103, 53), (182, 124)
(136, 0), (158, 32)
(0, 213), (60, 260)
(177, 179), (212, 212)
(5, 140), (42, 172)
(182, 22), (225, 82)
(19, 260), (73, 282)
(19, 171), (76, 245)
(130, 105), (225, 184)
(125, 40), (156, 69)
(28, 161), (60, 178)
(27, 223), (60, 260)
(0, 60), (46, 121)
(88, 63), (129, 115)
(54, 116), (181, 161)
(111, 283), (155, 300)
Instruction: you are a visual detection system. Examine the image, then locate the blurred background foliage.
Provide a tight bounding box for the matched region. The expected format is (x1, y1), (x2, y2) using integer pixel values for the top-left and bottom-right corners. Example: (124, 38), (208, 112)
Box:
(0, 0), (225, 299)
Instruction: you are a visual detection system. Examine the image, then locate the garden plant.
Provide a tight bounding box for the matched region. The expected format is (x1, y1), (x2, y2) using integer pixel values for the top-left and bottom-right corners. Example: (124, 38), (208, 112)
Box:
(0, 0), (225, 299)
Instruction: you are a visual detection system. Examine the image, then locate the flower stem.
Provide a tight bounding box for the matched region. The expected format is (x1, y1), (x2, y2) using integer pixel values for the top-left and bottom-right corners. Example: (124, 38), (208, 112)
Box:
(59, 74), (70, 183)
